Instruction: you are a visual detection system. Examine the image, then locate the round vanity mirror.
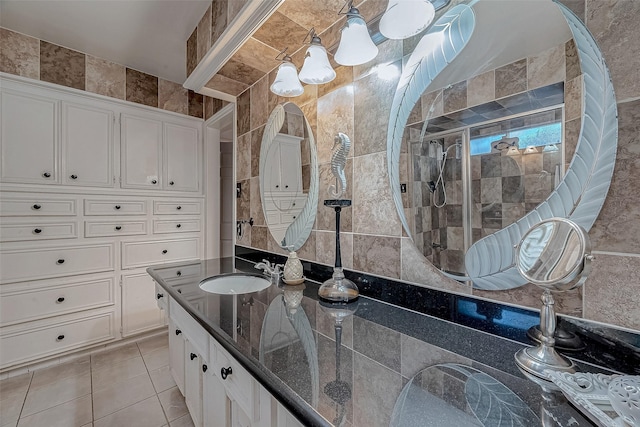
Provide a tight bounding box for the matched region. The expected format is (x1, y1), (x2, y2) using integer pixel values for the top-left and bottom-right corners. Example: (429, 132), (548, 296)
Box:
(260, 102), (318, 251)
(386, 0), (617, 290)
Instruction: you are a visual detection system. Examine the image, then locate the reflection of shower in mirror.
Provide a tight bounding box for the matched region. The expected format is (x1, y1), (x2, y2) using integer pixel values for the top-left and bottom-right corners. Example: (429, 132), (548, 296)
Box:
(432, 139), (462, 208)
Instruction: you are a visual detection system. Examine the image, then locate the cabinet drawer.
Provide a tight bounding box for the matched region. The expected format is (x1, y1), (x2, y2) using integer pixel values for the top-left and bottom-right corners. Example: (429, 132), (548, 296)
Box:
(154, 262), (202, 282)
(85, 220), (147, 237)
(169, 297), (208, 359)
(0, 222), (77, 242)
(211, 338), (257, 420)
(84, 199), (147, 215)
(0, 243), (115, 284)
(0, 309), (116, 369)
(153, 201), (201, 215)
(0, 198), (76, 216)
(155, 283), (168, 312)
(153, 219), (200, 234)
(0, 276), (115, 326)
(122, 238), (199, 269)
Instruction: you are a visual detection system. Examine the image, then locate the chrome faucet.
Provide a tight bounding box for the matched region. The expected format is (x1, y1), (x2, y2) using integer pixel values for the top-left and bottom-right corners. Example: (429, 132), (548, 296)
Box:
(255, 259), (283, 283)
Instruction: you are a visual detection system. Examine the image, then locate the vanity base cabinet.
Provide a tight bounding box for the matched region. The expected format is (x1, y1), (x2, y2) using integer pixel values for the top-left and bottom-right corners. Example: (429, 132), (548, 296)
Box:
(121, 271), (165, 337)
(169, 317), (186, 395)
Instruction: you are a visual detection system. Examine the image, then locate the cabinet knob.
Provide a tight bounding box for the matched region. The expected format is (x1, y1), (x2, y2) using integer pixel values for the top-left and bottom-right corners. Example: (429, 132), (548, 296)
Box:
(32, 204), (42, 210)
(115, 226), (122, 231)
(57, 334), (65, 341)
(56, 297), (65, 303)
(162, 249), (168, 254)
(42, 172), (51, 178)
(151, 179), (157, 184)
(176, 271), (182, 277)
(293, 216), (296, 219)
(190, 353), (197, 361)
(176, 206), (182, 210)
(175, 329), (182, 336)
(275, 185), (279, 188)
(70, 174), (78, 180)
(220, 367), (232, 380)
(202, 364), (208, 373)
(56, 259), (65, 265)
(156, 293), (163, 300)
(285, 185), (289, 189)
(176, 224), (181, 228)
(177, 289), (182, 294)
(292, 202), (296, 206)
(115, 205), (121, 210)
(33, 228), (42, 234)
(169, 181), (174, 186)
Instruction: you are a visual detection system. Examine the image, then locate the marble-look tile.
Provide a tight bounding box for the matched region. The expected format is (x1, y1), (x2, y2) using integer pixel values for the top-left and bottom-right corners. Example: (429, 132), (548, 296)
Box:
(237, 88), (251, 136)
(237, 177), (250, 222)
(250, 75), (269, 130)
(0, 373), (31, 427)
(443, 80), (467, 114)
(211, 0), (228, 44)
(357, 0), (388, 22)
(354, 61), (401, 156)
(587, 0), (640, 101)
(236, 132), (251, 181)
(232, 38), (280, 73)
(317, 86), (354, 164)
(291, 82), (318, 108)
(141, 346), (169, 371)
(204, 73), (248, 96)
(204, 96), (227, 120)
(158, 79), (188, 115)
(250, 176), (266, 228)
(217, 58), (264, 86)
(92, 373), (155, 420)
(565, 39), (581, 82)
(564, 117), (581, 169)
(400, 238), (468, 293)
(558, 0), (585, 22)
(197, 5), (211, 64)
(94, 396), (166, 427)
(495, 59), (527, 99)
(85, 56), (125, 100)
(353, 234), (401, 279)
(227, 0), (248, 24)
(187, 90), (203, 119)
(252, 11), (308, 53)
(149, 365), (176, 394)
(481, 177), (502, 203)
(352, 352), (403, 427)
(421, 89), (444, 121)
(170, 414), (195, 427)
(137, 334), (168, 356)
(583, 253), (640, 331)
(40, 41), (85, 90)
(126, 68), (158, 108)
(18, 394), (92, 427)
(31, 356), (90, 389)
(316, 230), (353, 269)
(276, 0), (344, 34)
(614, 99), (640, 160)
(186, 28), (198, 77)
(316, 160), (353, 232)
(318, 16), (347, 55)
(91, 343), (140, 371)
(473, 283), (583, 317)
(92, 356), (147, 392)
(250, 125), (264, 178)
(353, 39), (403, 81)
(0, 28), (39, 79)
(157, 387), (188, 422)
(317, 66), (354, 99)
(22, 372), (91, 416)
(251, 226), (268, 250)
(467, 70), (494, 107)
(400, 335), (472, 379)
(296, 230), (316, 261)
(564, 74), (582, 122)
(353, 152), (402, 236)
(353, 317), (401, 372)
(527, 43), (565, 90)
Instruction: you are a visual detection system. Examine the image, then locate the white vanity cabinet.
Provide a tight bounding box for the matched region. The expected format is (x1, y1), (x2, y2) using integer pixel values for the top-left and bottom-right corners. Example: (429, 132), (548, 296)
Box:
(164, 122), (200, 192)
(121, 272), (165, 337)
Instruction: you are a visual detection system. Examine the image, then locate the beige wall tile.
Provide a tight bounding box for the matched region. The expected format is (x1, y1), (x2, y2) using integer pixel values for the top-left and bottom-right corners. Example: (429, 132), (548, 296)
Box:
(227, 0), (248, 25)
(467, 70), (494, 107)
(197, 4), (212, 64)
(126, 68), (158, 108)
(250, 75), (269, 131)
(40, 41), (85, 90)
(205, 73), (248, 96)
(528, 44), (565, 89)
(250, 176), (266, 226)
(400, 237), (466, 293)
(353, 234), (401, 278)
(0, 28), (39, 79)
(237, 88), (251, 136)
(236, 132), (251, 181)
(86, 55), (125, 99)
(212, 0), (228, 44)
(316, 161), (353, 233)
(564, 74), (583, 121)
(158, 79), (188, 115)
(565, 39), (581, 81)
(186, 27), (198, 77)
(473, 283), (583, 317)
(317, 86), (355, 164)
(316, 230), (353, 269)
(495, 59), (527, 99)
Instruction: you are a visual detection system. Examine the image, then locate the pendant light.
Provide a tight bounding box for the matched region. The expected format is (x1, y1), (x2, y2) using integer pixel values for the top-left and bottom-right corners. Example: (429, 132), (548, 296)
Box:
(335, 2), (378, 66)
(380, 0), (436, 40)
(299, 29), (336, 85)
(270, 48), (304, 98)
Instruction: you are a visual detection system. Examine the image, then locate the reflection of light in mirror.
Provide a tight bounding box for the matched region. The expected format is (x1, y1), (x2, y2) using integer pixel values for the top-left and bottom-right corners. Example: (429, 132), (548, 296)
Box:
(524, 146), (539, 154)
(380, 0), (436, 40)
(507, 146), (520, 156)
(543, 144), (559, 152)
(375, 62), (402, 81)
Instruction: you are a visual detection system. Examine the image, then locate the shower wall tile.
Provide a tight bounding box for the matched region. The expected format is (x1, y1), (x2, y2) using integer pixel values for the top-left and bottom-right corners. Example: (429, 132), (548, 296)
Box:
(236, 132), (251, 182)
(564, 75), (583, 121)
(527, 44), (565, 89)
(250, 75), (269, 131)
(237, 88), (251, 136)
(188, 90), (203, 118)
(584, 253), (640, 331)
(40, 41), (85, 90)
(317, 86), (355, 164)
(565, 39), (581, 81)
(443, 81), (467, 114)
(353, 352), (403, 427)
(0, 28), (39, 79)
(126, 68), (158, 108)
(467, 71), (495, 107)
(187, 27), (198, 77)
(212, 0), (228, 44)
(158, 79), (188, 115)
(197, 4), (212, 64)
(86, 55), (125, 100)
(353, 235), (400, 279)
(495, 59), (527, 99)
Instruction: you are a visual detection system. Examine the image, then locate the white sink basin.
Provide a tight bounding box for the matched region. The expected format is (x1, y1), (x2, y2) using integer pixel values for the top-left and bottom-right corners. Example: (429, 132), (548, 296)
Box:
(199, 273), (270, 295)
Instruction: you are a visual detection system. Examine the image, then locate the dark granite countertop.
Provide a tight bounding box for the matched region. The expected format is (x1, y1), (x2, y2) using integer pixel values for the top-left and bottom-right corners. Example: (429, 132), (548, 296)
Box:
(148, 256), (636, 427)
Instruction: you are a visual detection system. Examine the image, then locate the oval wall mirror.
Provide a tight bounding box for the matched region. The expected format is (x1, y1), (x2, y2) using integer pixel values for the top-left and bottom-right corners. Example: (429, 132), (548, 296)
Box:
(260, 102), (319, 251)
(387, 0), (617, 290)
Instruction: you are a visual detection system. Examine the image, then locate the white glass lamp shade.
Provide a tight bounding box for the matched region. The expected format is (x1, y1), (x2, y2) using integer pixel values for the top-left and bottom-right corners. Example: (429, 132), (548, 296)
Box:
(299, 43), (336, 84)
(335, 14), (378, 66)
(380, 0), (436, 40)
(270, 61), (304, 97)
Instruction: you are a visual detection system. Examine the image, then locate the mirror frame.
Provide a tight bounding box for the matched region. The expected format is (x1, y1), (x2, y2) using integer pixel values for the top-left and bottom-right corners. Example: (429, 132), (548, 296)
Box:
(387, 0), (618, 290)
(260, 102), (319, 251)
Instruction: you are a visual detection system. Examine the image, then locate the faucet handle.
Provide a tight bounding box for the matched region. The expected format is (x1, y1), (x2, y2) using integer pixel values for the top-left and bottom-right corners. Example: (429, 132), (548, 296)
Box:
(273, 264), (284, 275)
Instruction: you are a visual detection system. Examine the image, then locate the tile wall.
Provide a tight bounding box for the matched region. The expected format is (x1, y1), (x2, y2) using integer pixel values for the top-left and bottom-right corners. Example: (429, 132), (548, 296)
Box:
(235, 0), (640, 333)
(0, 27), (228, 120)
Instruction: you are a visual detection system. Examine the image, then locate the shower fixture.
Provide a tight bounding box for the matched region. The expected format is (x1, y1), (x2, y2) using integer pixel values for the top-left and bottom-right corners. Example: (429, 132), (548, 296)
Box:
(432, 139), (462, 208)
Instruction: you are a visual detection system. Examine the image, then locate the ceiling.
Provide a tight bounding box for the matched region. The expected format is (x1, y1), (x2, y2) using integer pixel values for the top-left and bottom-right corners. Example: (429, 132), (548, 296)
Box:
(0, 0), (212, 83)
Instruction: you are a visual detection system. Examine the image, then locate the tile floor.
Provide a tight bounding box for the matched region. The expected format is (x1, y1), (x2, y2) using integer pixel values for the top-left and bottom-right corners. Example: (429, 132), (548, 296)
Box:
(0, 333), (195, 427)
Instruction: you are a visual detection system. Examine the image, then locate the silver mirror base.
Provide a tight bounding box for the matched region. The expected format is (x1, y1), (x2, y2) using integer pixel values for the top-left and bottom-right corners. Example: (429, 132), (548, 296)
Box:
(515, 345), (576, 389)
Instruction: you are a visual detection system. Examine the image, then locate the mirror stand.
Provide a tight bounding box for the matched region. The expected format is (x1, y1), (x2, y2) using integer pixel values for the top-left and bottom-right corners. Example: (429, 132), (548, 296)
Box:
(515, 290), (576, 385)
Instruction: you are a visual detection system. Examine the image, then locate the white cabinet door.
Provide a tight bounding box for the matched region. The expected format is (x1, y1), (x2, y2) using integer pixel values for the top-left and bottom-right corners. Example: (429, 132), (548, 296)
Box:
(121, 114), (162, 189)
(164, 123), (200, 192)
(203, 368), (230, 427)
(121, 272), (164, 337)
(185, 340), (203, 427)
(1, 90), (58, 184)
(278, 139), (302, 192)
(169, 317), (186, 395)
(62, 102), (114, 187)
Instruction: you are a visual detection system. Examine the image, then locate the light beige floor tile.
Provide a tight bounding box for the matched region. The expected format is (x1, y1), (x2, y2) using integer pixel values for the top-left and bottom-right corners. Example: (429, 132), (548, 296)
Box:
(93, 396), (166, 427)
(17, 394), (92, 427)
(30, 357), (90, 389)
(142, 347), (169, 372)
(91, 343), (140, 371)
(91, 356), (147, 392)
(169, 414), (195, 427)
(0, 373), (32, 401)
(137, 334), (168, 356)
(157, 387), (188, 422)
(2, 419), (18, 427)
(149, 366), (176, 394)
(22, 372), (91, 417)
(0, 373), (32, 426)
(92, 373), (155, 420)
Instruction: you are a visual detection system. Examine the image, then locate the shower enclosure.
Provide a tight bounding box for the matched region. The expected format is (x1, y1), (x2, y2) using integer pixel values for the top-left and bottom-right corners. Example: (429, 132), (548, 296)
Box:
(408, 106), (564, 276)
